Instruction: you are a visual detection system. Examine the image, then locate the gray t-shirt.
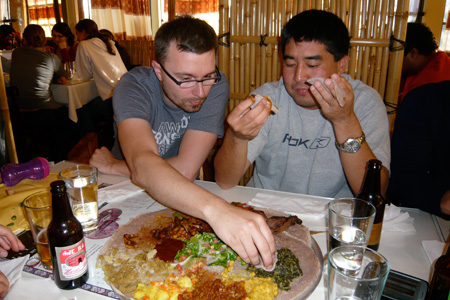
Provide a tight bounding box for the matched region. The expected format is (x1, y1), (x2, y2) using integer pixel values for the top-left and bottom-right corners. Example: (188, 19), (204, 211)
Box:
(112, 67), (229, 159)
(10, 47), (66, 110)
(247, 74), (390, 198)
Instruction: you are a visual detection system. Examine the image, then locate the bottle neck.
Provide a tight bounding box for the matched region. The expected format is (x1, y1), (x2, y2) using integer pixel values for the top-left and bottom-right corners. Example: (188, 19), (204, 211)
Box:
(52, 191), (75, 220)
(359, 168), (381, 196)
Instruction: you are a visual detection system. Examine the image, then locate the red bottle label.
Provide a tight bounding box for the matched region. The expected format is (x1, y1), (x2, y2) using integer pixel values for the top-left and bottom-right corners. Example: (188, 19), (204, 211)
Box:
(54, 239), (88, 280)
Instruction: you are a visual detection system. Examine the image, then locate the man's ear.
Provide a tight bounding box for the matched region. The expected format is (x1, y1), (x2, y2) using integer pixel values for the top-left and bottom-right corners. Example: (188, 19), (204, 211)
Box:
(152, 60), (163, 81)
(337, 55), (349, 74)
(409, 48), (419, 59)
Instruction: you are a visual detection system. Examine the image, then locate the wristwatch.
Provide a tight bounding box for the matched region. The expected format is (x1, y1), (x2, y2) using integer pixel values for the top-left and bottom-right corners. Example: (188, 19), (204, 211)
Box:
(335, 132), (366, 153)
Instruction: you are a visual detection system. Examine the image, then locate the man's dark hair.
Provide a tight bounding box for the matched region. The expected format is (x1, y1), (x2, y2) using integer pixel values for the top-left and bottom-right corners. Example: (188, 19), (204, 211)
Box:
(404, 22), (438, 56)
(281, 10), (350, 61)
(154, 15), (218, 64)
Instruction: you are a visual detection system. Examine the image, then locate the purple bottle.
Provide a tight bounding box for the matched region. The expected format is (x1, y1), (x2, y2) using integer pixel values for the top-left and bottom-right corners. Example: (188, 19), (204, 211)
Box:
(1, 157), (50, 187)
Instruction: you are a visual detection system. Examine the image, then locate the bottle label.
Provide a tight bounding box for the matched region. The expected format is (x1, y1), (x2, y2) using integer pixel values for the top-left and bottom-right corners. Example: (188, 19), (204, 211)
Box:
(54, 239), (88, 281)
(369, 222), (382, 246)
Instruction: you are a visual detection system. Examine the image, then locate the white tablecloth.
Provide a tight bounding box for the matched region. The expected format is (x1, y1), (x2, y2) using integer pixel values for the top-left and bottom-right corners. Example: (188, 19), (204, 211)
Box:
(51, 78), (99, 123)
(7, 162), (440, 300)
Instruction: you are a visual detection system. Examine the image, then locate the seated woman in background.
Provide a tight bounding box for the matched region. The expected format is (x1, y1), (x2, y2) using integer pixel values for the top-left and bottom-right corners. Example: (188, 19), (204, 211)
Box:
(9, 24), (78, 162)
(99, 29), (133, 71)
(47, 22), (78, 63)
(74, 19), (128, 148)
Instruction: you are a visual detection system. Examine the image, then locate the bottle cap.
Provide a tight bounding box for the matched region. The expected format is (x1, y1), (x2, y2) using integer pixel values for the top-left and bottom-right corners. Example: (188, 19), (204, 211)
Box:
(37, 157), (50, 178)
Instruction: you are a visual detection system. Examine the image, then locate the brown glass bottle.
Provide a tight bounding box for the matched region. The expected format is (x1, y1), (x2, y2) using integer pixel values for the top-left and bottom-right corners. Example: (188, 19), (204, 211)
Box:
(48, 180), (89, 289)
(428, 239), (450, 300)
(356, 159), (385, 250)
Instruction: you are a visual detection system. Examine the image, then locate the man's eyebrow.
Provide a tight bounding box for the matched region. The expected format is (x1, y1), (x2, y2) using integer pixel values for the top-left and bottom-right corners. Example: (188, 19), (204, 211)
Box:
(304, 55), (322, 61)
(283, 54), (294, 60)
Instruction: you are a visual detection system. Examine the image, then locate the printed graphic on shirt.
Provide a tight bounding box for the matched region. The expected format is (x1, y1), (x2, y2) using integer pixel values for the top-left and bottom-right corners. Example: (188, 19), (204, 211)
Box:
(153, 116), (190, 156)
(282, 134), (331, 149)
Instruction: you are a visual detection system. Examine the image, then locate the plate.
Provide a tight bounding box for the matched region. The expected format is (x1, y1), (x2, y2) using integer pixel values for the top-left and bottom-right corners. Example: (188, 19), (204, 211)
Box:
(109, 236), (323, 300)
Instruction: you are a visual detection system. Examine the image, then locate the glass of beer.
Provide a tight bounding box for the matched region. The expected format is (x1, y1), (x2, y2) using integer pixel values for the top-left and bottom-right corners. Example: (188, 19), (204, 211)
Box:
(60, 164), (98, 233)
(23, 191), (53, 270)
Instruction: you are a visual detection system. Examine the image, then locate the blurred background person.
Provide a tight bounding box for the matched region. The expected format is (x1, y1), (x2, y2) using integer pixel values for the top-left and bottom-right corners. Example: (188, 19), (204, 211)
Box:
(0, 24), (19, 72)
(398, 22), (450, 106)
(9, 24), (78, 162)
(74, 19), (127, 149)
(99, 29), (133, 71)
(390, 22), (450, 219)
(46, 22), (78, 64)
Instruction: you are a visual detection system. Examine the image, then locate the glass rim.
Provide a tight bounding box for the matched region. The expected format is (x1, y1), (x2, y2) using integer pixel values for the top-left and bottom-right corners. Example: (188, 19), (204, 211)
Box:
(328, 245), (390, 280)
(329, 198), (376, 219)
(59, 164), (98, 180)
(23, 190), (52, 209)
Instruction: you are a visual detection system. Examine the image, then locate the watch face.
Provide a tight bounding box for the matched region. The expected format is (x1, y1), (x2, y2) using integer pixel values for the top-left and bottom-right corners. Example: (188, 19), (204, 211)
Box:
(346, 139), (361, 152)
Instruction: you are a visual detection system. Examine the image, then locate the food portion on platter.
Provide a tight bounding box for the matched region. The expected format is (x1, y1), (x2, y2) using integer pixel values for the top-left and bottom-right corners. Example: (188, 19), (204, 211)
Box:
(97, 203), (321, 300)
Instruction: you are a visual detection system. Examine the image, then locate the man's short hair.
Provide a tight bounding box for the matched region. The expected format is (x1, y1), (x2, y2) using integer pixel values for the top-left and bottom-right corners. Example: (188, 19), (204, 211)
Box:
(281, 10), (350, 61)
(154, 15), (218, 64)
(23, 24), (46, 48)
(404, 23), (438, 56)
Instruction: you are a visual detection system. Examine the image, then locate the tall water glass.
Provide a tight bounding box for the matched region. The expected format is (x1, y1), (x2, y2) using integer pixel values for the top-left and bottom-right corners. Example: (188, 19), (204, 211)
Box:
(328, 198), (376, 252)
(328, 245), (390, 300)
(60, 165), (98, 233)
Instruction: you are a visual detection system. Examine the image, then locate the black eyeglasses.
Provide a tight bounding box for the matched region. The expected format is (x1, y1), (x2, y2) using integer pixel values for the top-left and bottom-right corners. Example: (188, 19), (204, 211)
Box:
(160, 64), (221, 89)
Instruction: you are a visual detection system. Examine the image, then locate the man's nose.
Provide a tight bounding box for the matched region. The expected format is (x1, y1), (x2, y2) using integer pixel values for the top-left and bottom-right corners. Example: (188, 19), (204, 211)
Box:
(192, 82), (206, 97)
(295, 64), (308, 82)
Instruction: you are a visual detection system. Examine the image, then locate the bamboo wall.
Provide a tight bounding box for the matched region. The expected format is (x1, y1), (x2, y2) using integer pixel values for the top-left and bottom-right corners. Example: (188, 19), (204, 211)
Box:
(218, 0), (410, 185)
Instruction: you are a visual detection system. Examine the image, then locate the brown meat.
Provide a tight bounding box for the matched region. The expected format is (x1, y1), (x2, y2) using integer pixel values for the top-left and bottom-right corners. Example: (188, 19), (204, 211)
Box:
(266, 216), (302, 234)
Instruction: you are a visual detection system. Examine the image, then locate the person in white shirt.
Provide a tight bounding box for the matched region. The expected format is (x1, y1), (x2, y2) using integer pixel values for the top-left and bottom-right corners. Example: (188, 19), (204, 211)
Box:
(74, 19), (128, 148)
(75, 19), (127, 100)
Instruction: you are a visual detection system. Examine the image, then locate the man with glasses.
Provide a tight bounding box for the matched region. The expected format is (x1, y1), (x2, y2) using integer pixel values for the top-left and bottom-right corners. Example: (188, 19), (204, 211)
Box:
(90, 15), (276, 269)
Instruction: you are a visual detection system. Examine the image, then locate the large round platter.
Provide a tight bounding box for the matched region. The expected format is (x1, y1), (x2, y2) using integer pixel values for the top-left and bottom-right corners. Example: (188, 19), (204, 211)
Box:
(99, 208), (323, 300)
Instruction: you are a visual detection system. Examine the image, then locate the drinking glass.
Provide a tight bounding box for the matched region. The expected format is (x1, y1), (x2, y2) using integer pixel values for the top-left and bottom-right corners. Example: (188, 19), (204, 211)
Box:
(328, 245), (390, 300)
(23, 191), (53, 270)
(60, 164), (98, 233)
(328, 198), (376, 252)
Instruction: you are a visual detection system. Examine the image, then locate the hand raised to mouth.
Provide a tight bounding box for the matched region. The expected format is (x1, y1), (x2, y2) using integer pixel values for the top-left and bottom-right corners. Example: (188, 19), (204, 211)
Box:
(306, 77), (345, 107)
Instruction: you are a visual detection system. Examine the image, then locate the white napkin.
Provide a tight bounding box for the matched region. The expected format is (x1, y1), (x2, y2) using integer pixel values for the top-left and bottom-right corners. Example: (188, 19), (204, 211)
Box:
(0, 256), (68, 300)
(422, 240), (445, 264)
(98, 179), (145, 206)
(249, 192), (330, 231)
(383, 204), (415, 233)
(248, 193), (415, 232)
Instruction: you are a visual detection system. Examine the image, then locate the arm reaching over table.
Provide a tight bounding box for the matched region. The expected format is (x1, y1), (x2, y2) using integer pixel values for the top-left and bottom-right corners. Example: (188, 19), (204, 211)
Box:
(0, 225), (25, 258)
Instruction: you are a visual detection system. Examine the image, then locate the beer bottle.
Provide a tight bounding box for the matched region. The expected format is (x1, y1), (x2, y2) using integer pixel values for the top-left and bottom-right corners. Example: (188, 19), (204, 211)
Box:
(428, 236), (450, 300)
(48, 180), (89, 289)
(356, 159), (385, 250)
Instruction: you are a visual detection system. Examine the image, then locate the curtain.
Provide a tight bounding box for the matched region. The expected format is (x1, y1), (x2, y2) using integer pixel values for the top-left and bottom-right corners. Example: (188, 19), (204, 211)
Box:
(26, 0), (62, 36)
(91, 0), (152, 40)
(165, 0), (218, 14)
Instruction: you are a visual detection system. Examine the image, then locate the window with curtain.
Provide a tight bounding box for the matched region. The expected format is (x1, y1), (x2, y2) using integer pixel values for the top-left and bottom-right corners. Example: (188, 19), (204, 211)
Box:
(26, 0), (62, 36)
(159, 0), (219, 33)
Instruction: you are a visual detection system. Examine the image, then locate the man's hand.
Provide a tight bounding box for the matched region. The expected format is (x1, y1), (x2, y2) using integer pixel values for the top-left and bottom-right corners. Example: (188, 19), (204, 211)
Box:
(89, 146), (131, 177)
(0, 225), (25, 258)
(227, 97), (271, 141)
(309, 74), (356, 123)
(0, 271), (9, 298)
(204, 201), (276, 269)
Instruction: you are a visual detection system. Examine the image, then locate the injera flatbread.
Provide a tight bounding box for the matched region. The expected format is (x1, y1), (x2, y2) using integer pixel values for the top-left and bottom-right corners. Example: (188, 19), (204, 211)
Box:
(98, 208), (321, 300)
